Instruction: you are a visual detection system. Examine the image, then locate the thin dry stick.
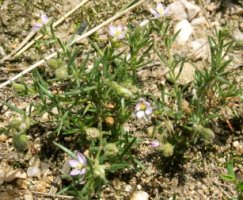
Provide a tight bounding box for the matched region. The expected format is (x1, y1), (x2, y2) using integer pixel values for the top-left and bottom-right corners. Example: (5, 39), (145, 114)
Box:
(0, 0), (148, 89)
(0, 189), (74, 199)
(0, 0), (89, 63)
(31, 191), (75, 199)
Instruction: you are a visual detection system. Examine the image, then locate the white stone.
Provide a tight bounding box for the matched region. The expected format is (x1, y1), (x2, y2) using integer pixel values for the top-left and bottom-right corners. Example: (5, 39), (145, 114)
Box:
(191, 16), (208, 26)
(174, 19), (193, 44)
(167, 63), (195, 85)
(125, 184), (133, 192)
(233, 141), (240, 148)
(179, 0), (201, 21)
(29, 155), (41, 167)
(41, 112), (50, 122)
(5, 169), (27, 182)
(232, 29), (243, 42)
(130, 191), (149, 200)
(51, 107), (59, 115)
(27, 166), (41, 178)
(167, 1), (188, 21)
(137, 184), (142, 190)
(190, 38), (209, 61)
(24, 193), (34, 200)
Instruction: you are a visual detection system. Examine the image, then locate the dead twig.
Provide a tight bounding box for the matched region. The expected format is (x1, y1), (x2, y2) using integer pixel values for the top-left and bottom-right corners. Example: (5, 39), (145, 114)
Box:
(0, 189), (74, 199)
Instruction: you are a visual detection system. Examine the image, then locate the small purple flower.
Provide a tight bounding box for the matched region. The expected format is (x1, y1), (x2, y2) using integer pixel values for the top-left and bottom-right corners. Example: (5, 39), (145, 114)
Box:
(32, 14), (49, 32)
(108, 24), (126, 40)
(69, 152), (87, 176)
(135, 99), (153, 119)
(150, 140), (160, 147)
(150, 3), (170, 18)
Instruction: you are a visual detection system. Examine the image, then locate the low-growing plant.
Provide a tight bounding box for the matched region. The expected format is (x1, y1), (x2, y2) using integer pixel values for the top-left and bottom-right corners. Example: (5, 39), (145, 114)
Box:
(3, 2), (242, 198)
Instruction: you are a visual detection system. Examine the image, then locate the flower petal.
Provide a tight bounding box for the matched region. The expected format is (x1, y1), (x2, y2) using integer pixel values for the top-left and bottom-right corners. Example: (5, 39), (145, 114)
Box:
(150, 8), (160, 18)
(117, 31), (125, 39)
(108, 25), (116, 36)
(151, 140), (160, 147)
(79, 168), (86, 175)
(69, 159), (79, 168)
(157, 3), (164, 15)
(164, 6), (171, 16)
(77, 152), (87, 165)
(117, 25), (123, 32)
(41, 14), (49, 24)
(136, 111), (145, 119)
(143, 101), (151, 107)
(32, 23), (42, 31)
(70, 169), (81, 176)
(135, 102), (142, 111)
(145, 106), (152, 115)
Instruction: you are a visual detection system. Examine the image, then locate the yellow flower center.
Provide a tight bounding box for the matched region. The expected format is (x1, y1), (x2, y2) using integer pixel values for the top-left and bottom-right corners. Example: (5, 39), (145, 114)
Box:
(114, 30), (121, 37)
(77, 163), (84, 169)
(140, 103), (147, 111)
(157, 7), (164, 16)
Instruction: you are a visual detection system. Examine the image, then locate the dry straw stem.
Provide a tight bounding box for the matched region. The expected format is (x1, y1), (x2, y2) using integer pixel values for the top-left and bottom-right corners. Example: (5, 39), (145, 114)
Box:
(0, 0), (89, 63)
(0, 189), (74, 199)
(0, 0), (148, 89)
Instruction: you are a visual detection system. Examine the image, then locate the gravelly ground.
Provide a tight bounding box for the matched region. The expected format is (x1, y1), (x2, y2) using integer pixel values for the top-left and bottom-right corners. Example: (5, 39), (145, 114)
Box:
(0, 0), (242, 199)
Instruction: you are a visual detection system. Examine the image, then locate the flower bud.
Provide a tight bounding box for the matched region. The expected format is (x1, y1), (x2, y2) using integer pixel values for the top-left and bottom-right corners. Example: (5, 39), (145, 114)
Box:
(94, 164), (106, 179)
(120, 87), (133, 97)
(162, 143), (174, 157)
(104, 143), (118, 156)
(110, 81), (133, 98)
(13, 133), (29, 151)
(194, 124), (215, 143)
(9, 117), (32, 132)
(12, 82), (26, 92)
(105, 116), (114, 126)
(47, 58), (63, 69)
(9, 118), (21, 129)
(55, 66), (68, 80)
(86, 127), (101, 140)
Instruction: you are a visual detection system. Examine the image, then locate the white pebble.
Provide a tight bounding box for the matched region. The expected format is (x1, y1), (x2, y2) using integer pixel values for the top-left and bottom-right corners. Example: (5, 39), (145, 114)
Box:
(130, 191), (149, 200)
(27, 166), (41, 178)
(174, 19), (193, 44)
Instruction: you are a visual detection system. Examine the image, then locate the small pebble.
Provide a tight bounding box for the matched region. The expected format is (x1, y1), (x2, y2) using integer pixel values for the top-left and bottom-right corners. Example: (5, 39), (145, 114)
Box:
(5, 169), (27, 183)
(27, 166), (41, 178)
(0, 134), (8, 142)
(174, 19), (193, 44)
(125, 184), (133, 192)
(137, 184), (142, 190)
(24, 193), (33, 200)
(130, 191), (149, 200)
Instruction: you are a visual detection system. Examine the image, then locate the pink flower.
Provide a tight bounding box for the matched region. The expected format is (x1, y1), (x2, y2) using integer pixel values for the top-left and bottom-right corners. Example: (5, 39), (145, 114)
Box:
(150, 140), (160, 147)
(69, 152), (87, 176)
(150, 3), (170, 18)
(108, 24), (126, 40)
(32, 14), (49, 32)
(135, 99), (153, 119)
